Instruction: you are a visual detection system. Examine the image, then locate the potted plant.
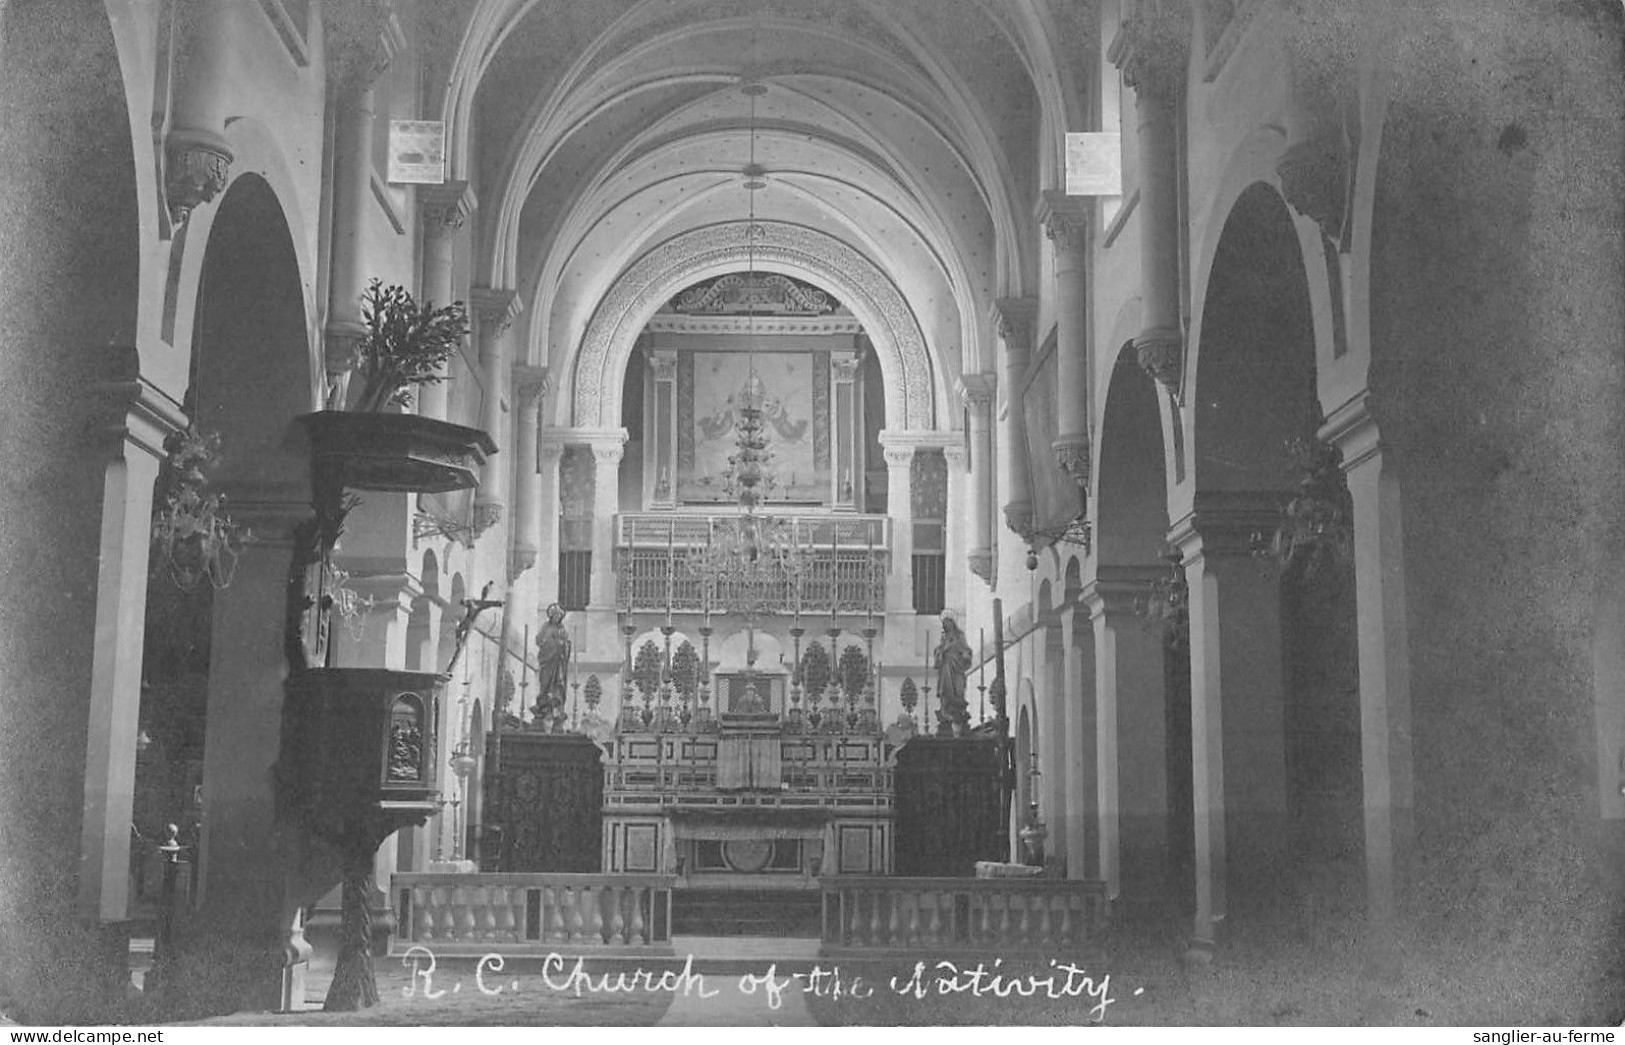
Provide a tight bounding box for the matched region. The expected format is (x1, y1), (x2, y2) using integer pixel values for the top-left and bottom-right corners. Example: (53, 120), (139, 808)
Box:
(347, 279), (467, 414)
(298, 281), (497, 494)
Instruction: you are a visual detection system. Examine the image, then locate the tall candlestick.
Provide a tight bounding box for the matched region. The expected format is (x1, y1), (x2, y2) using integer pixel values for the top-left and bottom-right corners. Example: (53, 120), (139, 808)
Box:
(666, 519), (676, 626)
(830, 527), (839, 622)
(866, 525), (876, 624)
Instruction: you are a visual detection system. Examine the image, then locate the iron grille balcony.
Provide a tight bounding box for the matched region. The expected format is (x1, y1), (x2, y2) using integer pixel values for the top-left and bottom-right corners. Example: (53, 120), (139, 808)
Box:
(614, 512), (890, 617)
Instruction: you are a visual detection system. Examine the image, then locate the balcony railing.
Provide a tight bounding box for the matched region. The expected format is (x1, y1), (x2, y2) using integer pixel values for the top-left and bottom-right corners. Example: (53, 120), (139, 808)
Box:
(615, 512), (889, 616)
(819, 877), (1107, 956)
(390, 873), (675, 956)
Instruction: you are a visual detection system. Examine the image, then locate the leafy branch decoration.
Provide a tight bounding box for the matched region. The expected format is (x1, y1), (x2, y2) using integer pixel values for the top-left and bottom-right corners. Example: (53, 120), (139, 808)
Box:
(349, 280), (469, 413)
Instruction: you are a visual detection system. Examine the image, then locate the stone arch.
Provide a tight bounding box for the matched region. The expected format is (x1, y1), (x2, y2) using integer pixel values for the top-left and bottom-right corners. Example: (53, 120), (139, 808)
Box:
(1097, 344), (1169, 567)
(166, 119), (321, 407)
(1185, 179), (1362, 937)
(187, 174), (315, 493)
(568, 221), (938, 430)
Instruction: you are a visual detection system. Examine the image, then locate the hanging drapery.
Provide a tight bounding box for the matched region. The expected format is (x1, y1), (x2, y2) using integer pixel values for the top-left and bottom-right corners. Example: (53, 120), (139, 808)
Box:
(668, 808), (829, 841)
(716, 732), (782, 790)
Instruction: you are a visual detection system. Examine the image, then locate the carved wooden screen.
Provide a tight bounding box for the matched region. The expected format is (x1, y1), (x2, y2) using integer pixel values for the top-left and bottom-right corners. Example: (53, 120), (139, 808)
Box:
(482, 732), (603, 872)
(893, 737), (1007, 876)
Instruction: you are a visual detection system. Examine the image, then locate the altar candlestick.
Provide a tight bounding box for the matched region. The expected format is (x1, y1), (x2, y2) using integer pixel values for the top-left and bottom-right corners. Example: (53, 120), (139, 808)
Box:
(665, 520), (676, 626)
(702, 519), (713, 627)
(866, 526), (876, 625)
(830, 528), (839, 622)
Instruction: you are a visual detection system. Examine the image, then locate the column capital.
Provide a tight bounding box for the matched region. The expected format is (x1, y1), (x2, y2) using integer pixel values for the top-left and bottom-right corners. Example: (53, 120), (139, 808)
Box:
(328, 1), (406, 92)
(1037, 190), (1091, 258)
(956, 373), (997, 413)
(512, 364), (550, 408)
(538, 426), (576, 457)
(581, 427), (628, 467)
(649, 352), (679, 382)
(1003, 499), (1034, 538)
(1318, 389), (1383, 473)
(880, 443), (915, 470)
(991, 297), (1039, 356)
(968, 549), (994, 584)
(1082, 564), (1167, 619)
(1052, 437), (1092, 493)
(419, 180), (477, 235)
(1168, 491), (1287, 560)
(943, 442), (968, 467)
(1135, 327), (1185, 391)
(471, 287), (523, 337)
(1107, 0), (1191, 101)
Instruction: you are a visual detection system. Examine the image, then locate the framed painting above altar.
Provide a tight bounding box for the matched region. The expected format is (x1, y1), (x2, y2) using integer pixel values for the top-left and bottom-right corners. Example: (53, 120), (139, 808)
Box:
(677, 349), (829, 504)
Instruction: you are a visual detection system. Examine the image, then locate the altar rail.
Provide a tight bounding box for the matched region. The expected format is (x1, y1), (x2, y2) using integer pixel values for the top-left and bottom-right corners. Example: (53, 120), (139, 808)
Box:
(819, 877), (1108, 957)
(390, 873), (675, 955)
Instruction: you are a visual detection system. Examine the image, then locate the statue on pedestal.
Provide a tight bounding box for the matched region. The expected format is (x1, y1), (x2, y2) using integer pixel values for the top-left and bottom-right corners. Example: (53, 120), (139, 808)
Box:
(532, 603), (572, 732)
(934, 614), (973, 735)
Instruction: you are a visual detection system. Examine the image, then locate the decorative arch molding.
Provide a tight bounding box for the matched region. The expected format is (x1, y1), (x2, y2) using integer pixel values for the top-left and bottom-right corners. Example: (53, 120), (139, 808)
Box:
(570, 220), (937, 429)
(165, 118), (322, 410)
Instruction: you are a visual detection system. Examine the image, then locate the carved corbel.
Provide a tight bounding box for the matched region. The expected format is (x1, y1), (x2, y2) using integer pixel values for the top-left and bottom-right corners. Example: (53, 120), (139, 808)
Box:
(1135, 326), (1185, 391)
(1110, 0), (1192, 102)
(968, 549), (995, 585)
(164, 129), (233, 226)
(1052, 437), (1092, 495)
(1003, 500), (1034, 540)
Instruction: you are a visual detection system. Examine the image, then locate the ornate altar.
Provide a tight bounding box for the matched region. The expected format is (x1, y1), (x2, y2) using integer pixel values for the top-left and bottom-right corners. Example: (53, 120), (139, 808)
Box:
(601, 678), (897, 883)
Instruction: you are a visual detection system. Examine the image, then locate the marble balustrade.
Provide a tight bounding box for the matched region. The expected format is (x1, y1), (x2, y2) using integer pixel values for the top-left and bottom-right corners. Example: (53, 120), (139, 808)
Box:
(819, 877), (1107, 956)
(390, 873), (676, 955)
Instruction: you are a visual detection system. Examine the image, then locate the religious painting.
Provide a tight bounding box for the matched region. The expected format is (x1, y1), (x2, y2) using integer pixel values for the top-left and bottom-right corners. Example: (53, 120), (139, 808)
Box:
(677, 350), (828, 504)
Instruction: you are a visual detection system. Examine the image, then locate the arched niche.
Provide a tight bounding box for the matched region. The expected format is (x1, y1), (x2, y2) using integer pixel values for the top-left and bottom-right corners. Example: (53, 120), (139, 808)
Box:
(569, 221), (938, 431)
(1097, 344), (1170, 567)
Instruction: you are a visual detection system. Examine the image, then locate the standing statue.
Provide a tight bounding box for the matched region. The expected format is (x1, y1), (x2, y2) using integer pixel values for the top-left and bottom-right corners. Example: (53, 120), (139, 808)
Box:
(532, 603), (572, 732)
(934, 614), (973, 736)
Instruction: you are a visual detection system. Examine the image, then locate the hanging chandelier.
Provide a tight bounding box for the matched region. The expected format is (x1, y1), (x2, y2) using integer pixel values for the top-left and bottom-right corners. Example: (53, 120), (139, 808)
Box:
(150, 424), (254, 591)
(683, 76), (808, 620)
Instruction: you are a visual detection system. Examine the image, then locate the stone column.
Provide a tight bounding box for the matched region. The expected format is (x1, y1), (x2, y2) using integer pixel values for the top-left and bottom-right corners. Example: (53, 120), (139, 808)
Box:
(509, 367), (548, 582)
(959, 374), (996, 585)
(1036, 619), (1067, 863)
(991, 297), (1038, 539)
(536, 434), (567, 606)
(832, 354), (861, 509)
(878, 435), (915, 613)
(1059, 600), (1098, 882)
(1039, 192), (1093, 505)
(1111, 1), (1189, 390)
(942, 442), (969, 619)
(321, 19), (399, 408)
(1171, 494), (1288, 953)
(585, 431), (628, 611)
(1322, 392), (1415, 948)
(195, 497), (316, 1010)
(164, 0), (241, 224)
(417, 182), (476, 421)
(1085, 566), (1168, 904)
(79, 390), (184, 923)
(471, 289), (522, 535)
(647, 352), (677, 508)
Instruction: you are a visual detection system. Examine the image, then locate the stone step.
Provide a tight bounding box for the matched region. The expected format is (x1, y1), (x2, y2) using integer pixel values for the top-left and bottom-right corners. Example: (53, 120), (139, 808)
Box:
(670, 889), (824, 938)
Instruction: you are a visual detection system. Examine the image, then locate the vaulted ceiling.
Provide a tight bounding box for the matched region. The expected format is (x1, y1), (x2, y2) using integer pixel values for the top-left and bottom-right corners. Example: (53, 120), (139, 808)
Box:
(437, 0), (1091, 426)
